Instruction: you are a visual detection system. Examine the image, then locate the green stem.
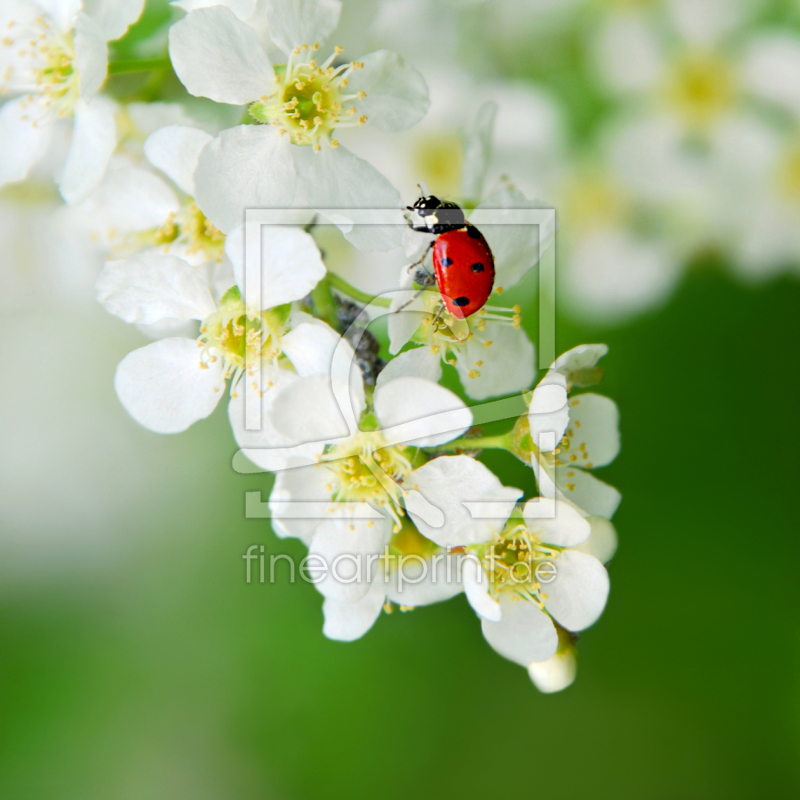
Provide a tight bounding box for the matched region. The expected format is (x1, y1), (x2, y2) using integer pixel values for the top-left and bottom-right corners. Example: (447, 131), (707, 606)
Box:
(435, 434), (512, 452)
(326, 272), (392, 308)
(107, 58), (171, 75)
(311, 279), (340, 330)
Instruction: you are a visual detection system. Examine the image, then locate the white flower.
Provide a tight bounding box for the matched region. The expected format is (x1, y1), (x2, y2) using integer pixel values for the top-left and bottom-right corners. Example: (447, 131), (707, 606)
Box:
(0, 0), (144, 202)
(96, 225), (328, 433)
(262, 371), (473, 612)
(320, 523), (464, 642)
(454, 493), (610, 669)
(382, 185), (544, 400)
(528, 344), (621, 519)
(168, 0), (429, 248)
(589, 0), (800, 282)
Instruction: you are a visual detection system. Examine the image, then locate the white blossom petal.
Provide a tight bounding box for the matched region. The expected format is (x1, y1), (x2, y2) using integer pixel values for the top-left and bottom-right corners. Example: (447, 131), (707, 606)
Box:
(375, 377), (471, 448)
(267, 373), (365, 445)
(0, 97), (52, 187)
(60, 98), (116, 204)
(573, 516), (618, 564)
(144, 125), (213, 195)
(268, 460), (332, 543)
(387, 291), (428, 354)
(407, 456), (521, 548)
(81, 0), (144, 39)
(528, 648), (577, 693)
(74, 11), (107, 99)
(545, 550), (609, 631)
(385, 553), (462, 606)
(309, 511), (390, 601)
(552, 343), (608, 378)
(168, 6), (273, 104)
(528, 371), (569, 451)
(280, 320), (342, 377)
(296, 144), (403, 251)
(229, 225), (326, 308)
(96, 253), (216, 324)
(455, 321), (535, 401)
(322, 573), (386, 641)
(556, 393), (620, 469)
(172, 0), (256, 23)
(471, 188), (548, 290)
(375, 345), (442, 392)
(461, 100), (497, 202)
(741, 33), (800, 117)
(346, 50), (429, 132)
(81, 165), (179, 233)
(114, 337), (224, 433)
(522, 497), (591, 547)
(194, 125), (296, 233)
(265, 0), (341, 53)
(553, 465), (622, 519)
(462, 556), (500, 621)
(481, 593), (558, 666)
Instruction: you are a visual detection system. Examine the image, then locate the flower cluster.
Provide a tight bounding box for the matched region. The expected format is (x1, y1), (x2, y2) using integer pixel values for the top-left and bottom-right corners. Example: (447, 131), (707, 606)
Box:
(2, 0), (623, 692)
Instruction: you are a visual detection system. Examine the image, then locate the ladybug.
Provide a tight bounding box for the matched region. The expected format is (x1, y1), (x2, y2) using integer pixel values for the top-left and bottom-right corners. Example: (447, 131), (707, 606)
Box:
(406, 195), (495, 319)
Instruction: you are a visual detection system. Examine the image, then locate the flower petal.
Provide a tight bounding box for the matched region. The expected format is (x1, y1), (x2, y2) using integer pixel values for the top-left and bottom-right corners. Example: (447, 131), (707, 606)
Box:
(346, 49), (429, 132)
(375, 345), (442, 392)
(268, 460), (332, 543)
(144, 125), (213, 195)
(168, 6), (273, 104)
(114, 337), (224, 433)
(375, 377), (471, 448)
(96, 253), (216, 324)
(385, 552), (463, 607)
(264, 0), (341, 53)
(528, 371), (569, 452)
(172, 0), (256, 23)
(81, 0), (144, 40)
(81, 165), (179, 233)
(551, 343), (608, 378)
(296, 144), (403, 251)
(229, 225), (326, 308)
(556, 393), (620, 469)
(74, 11), (107, 99)
(281, 320), (342, 377)
(267, 372), (365, 445)
(462, 556), (501, 621)
(193, 125), (296, 233)
(481, 593), (558, 666)
(229, 369), (325, 473)
(309, 511), (390, 601)
(742, 33), (800, 117)
(0, 97), (52, 188)
(522, 497), (591, 547)
(461, 100), (497, 202)
(471, 187), (550, 290)
(322, 573), (386, 641)
(59, 98), (117, 204)
(528, 648), (577, 693)
(407, 456), (521, 548)
(573, 516), (618, 564)
(455, 320), (535, 401)
(545, 550), (609, 631)
(554, 464), (622, 518)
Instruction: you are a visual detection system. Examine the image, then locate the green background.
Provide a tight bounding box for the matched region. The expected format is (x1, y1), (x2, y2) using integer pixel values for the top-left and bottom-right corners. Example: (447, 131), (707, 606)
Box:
(2, 267), (798, 798)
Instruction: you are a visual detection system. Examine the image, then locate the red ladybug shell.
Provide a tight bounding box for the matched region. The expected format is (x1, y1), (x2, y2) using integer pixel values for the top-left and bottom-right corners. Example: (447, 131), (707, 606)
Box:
(432, 224), (495, 319)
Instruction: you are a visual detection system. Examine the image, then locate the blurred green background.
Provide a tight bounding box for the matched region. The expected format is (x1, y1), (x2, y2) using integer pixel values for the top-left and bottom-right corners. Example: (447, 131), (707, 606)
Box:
(2, 266), (798, 798)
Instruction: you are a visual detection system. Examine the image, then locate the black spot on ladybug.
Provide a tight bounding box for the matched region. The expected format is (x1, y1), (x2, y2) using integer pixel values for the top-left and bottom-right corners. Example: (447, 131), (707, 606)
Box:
(453, 296), (470, 307)
(471, 262), (484, 273)
(440, 257), (453, 267)
(467, 225), (483, 240)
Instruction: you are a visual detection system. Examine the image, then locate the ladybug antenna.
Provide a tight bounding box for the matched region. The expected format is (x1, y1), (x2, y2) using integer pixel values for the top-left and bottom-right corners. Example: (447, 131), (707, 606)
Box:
(417, 180), (430, 197)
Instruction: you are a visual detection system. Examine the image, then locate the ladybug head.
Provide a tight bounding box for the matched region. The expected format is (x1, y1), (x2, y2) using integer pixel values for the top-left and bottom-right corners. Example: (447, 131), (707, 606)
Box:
(406, 195), (465, 234)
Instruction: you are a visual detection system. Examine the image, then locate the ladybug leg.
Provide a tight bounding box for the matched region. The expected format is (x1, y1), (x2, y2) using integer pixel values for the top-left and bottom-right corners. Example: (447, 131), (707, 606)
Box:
(405, 239), (435, 274)
(393, 286), (427, 314)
